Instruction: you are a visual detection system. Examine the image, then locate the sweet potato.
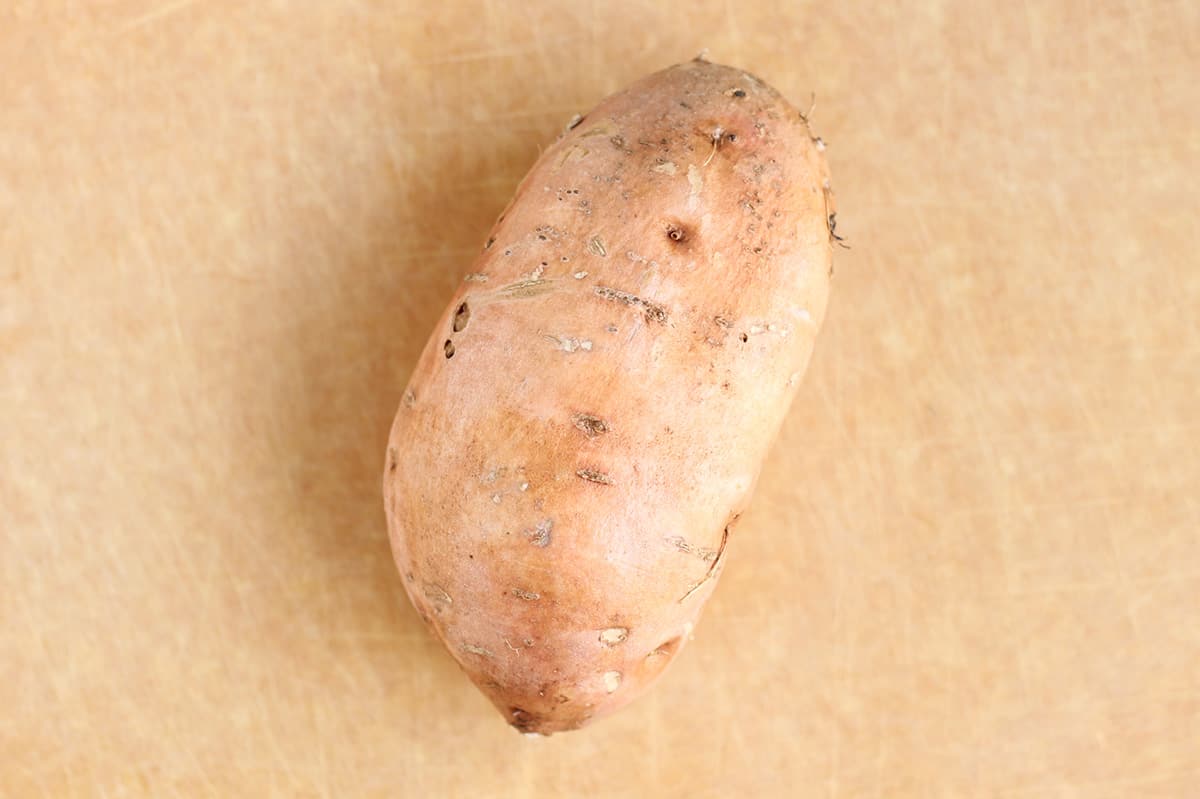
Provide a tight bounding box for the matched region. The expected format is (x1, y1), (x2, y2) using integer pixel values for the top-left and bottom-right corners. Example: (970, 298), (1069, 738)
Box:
(383, 57), (834, 734)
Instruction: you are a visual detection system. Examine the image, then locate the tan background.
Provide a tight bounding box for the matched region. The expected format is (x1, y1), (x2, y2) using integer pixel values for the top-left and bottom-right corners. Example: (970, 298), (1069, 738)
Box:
(3, 1), (1198, 796)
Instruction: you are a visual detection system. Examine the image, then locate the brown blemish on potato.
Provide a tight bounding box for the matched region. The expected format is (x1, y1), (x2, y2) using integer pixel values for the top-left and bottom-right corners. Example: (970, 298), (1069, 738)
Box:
(665, 222), (688, 243)
(593, 285), (668, 324)
(576, 469), (614, 486)
(572, 413), (609, 438)
(452, 301), (471, 332)
(510, 707), (540, 732)
(599, 627), (628, 646)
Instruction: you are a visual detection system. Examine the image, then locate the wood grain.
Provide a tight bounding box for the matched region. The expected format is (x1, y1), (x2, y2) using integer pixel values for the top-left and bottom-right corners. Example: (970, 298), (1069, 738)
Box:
(3, 1), (1197, 796)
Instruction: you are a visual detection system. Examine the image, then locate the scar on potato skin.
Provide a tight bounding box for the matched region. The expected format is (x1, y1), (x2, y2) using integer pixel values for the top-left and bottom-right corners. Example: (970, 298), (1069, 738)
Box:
(544, 334), (593, 353)
(677, 514), (739, 602)
(593, 285), (668, 324)
(576, 468), (614, 486)
(665, 535), (718, 561)
(452, 301), (470, 332)
(599, 627), (628, 646)
(510, 707), (539, 732)
(526, 519), (553, 547)
(572, 413), (609, 438)
(423, 582), (452, 609)
(497, 277), (555, 299)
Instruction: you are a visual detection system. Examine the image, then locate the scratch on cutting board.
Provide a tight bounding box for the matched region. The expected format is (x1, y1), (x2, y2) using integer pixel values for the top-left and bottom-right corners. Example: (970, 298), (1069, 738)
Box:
(429, 38), (580, 65)
(114, 0), (201, 35)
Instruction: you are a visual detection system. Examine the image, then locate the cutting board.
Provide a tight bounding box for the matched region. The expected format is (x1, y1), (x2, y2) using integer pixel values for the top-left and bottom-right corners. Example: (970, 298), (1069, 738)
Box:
(4, 2), (1198, 796)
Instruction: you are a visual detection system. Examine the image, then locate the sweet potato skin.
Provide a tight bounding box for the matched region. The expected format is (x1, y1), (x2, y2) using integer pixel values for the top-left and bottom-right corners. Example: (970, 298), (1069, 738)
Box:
(383, 58), (833, 734)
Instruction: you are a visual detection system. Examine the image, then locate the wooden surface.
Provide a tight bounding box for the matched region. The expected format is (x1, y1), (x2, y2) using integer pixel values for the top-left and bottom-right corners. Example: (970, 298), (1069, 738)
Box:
(3, 2), (1197, 796)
